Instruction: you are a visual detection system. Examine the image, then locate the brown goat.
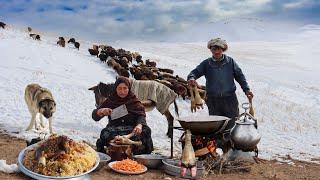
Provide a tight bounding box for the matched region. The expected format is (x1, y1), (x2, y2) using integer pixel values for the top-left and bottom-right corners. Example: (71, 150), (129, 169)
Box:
(131, 52), (140, 59)
(136, 55), (143, 64)
(74, 42), (80, 50)
(129, 67), (144, 80)
(117, 57), (129, 69)
(104, 46), (117, 57)
(158, 68), (174, 74)
(158, 71), (175, 79)
(98, 53), (108, 62)
(112, 63), (129, 77)
(119, 67), (130, 77)
(57, 38), (65, 47)
(88, 48), (99, 57)
(117, 48), (126, 56)
(98, 45), (107, 51)
(68, 38), (75, 43)
(176, 75), (188, 84)
(146, 59), (157, 67)
(124, 53), (133, 63)
(107, 59), (119, 68)
(106, 59), (113, 67)
(93, 45), (99, 51)
(29, 34), (40, 40)
(171, 81), (188, 99)
(0, 22), (6, 29)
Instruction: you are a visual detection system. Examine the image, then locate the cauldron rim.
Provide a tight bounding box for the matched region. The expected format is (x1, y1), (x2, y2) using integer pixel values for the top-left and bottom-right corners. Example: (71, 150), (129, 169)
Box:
(177, 115), (231, 135)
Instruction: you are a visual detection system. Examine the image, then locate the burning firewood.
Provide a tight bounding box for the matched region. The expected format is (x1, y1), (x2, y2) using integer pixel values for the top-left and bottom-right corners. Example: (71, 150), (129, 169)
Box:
(194, 136), (217, 157)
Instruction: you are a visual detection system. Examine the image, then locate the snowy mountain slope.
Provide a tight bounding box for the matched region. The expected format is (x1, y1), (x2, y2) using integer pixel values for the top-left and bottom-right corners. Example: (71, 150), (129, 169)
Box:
(0, 25), (319, 162)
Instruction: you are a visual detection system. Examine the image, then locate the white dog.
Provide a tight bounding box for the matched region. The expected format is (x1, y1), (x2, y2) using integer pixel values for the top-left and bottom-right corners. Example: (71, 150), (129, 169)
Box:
(24, 83), (56, 133)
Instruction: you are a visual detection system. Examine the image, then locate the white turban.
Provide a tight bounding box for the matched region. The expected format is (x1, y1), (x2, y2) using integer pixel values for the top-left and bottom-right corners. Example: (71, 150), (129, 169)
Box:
(207, 38), (228, 51)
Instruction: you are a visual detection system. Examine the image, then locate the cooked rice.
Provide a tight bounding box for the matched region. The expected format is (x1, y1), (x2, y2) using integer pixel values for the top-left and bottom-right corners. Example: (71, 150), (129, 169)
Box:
(23, 136), (97, 177)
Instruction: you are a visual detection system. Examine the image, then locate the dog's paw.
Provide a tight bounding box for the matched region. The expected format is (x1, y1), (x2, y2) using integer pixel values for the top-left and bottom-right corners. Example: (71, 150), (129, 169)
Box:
(36, 124), (47, 131)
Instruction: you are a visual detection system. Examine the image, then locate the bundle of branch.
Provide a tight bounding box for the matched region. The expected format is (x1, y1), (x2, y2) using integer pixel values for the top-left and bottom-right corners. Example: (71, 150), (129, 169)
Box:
(203, 155), (253, 175)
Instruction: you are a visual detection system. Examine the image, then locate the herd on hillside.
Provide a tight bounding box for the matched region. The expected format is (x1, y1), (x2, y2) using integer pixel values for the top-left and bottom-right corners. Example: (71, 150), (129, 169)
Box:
(0, 21), (206, 101)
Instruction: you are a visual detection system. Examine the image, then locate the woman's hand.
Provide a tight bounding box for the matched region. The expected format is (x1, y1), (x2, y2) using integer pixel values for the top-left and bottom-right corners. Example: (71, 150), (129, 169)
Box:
(132, 124), (142, 135)
(97, 108), (112, 117)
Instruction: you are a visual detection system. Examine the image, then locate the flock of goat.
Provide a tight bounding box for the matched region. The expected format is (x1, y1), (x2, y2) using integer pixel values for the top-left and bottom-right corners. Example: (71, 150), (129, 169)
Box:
(87, 43), (206, 101)
(0, 21), (206, 102)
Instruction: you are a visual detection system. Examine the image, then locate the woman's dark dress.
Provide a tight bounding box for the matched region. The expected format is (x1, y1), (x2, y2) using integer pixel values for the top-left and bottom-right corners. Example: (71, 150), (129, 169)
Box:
(92, 108), (153, 155)
(92, 76), (153, 155)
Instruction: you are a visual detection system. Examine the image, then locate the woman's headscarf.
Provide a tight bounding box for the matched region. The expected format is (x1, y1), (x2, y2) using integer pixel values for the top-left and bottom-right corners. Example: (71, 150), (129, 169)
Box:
(100, 76), (146, 117)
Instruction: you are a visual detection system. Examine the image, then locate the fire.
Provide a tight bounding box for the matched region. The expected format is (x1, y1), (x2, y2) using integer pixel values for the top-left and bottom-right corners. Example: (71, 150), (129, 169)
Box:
(193, 136), (217, 156)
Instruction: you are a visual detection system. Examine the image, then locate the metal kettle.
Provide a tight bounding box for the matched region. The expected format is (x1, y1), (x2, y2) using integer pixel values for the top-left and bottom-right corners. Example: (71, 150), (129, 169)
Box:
(230, 102), (261, 151)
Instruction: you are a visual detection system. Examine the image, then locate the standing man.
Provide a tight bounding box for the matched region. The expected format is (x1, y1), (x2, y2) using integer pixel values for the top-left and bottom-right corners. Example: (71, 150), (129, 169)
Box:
(187, 38), (254, 130)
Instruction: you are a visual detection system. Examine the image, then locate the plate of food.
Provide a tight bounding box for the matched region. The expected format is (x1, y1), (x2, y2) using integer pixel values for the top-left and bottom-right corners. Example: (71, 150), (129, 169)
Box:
(108, 159), (147, 175)
(18, 134), (99, 179)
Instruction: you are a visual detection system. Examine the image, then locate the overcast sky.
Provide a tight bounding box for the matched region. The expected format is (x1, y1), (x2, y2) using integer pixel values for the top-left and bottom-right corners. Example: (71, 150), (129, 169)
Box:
(1, 0), (319, 42)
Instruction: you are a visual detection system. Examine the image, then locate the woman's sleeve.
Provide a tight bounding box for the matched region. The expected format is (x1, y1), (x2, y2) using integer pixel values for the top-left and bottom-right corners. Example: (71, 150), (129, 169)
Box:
(92, 109), (103, 121)
(136, 115), (147, 126)
(92, 100), (109, 121)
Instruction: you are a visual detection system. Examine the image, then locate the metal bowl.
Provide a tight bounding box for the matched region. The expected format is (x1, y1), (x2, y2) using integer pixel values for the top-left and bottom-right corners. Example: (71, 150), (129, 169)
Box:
(162, 159), (205, 178)
(177, 115), (230, 135)
(133, 154), (168, 169)
(96, 152), (111, 170)
(18, 143), (100, 180)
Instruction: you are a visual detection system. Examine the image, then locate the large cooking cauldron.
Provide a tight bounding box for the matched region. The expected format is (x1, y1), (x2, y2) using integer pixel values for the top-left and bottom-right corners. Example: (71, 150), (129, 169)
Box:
(177, 115), (230, 135)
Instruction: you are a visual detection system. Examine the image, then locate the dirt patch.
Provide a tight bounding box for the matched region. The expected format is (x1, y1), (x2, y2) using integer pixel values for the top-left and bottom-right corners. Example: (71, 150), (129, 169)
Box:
(0, 133), (319, 180)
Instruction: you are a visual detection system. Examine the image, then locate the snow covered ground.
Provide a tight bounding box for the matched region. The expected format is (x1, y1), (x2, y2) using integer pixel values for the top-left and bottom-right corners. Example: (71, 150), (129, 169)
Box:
(0, 25), (319, 162)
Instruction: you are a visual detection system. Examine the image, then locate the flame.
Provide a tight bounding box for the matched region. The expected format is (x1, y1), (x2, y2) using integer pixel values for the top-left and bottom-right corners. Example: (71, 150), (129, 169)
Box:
(193, 136), (216, 156)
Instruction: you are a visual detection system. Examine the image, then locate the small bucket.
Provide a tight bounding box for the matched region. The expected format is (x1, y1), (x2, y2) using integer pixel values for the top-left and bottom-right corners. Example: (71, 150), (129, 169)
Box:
(106, 142), (133, 161)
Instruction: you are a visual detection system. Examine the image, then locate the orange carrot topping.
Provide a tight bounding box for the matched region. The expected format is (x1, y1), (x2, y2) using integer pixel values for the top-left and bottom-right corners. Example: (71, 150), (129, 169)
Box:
(112, 159), (145, 172)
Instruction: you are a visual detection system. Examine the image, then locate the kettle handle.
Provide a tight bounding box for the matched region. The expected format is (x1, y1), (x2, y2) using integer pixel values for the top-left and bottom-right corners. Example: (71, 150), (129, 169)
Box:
(239, 102), (258, 129)
(241, 102), (250, 112)
(254, 118), (258, 129)
(237, 112), (258, 129)
(238, 112), (256, 121)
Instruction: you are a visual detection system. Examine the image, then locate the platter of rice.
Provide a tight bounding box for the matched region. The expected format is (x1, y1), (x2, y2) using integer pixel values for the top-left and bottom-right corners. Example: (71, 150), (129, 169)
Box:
(18, 134), (99, 179)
